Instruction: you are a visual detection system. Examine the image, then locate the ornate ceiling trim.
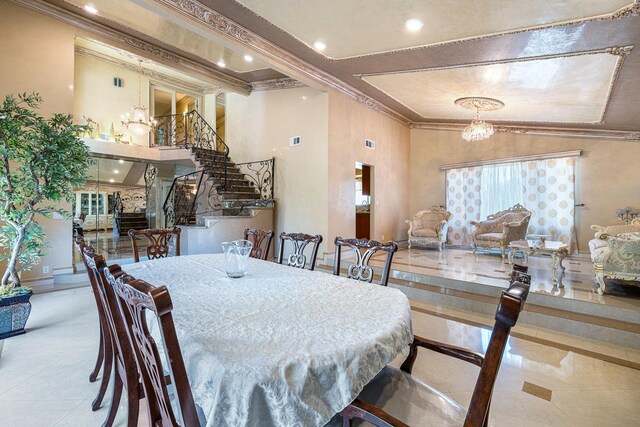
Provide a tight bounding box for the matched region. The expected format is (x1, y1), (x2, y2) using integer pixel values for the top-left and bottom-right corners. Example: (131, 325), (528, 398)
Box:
(410, 122), (640, 141)
(149, 0), (411, 124)
(358, 46), (634, 125)
(325, 1), (640, 61)
(250, 78), (306, 91)
(10, 0), (252, 94)
(74, 45), (219, 95)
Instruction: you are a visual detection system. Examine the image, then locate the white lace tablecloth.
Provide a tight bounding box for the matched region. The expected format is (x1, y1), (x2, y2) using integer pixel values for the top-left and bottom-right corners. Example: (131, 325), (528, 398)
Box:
(123, 254), (413, 427)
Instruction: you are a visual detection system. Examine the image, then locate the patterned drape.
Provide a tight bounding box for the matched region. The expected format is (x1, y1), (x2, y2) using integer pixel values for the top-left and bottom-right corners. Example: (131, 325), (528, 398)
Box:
(522, 157), (576, 251)
(446, 167), (482, 246)
(445, 157), (576, 250)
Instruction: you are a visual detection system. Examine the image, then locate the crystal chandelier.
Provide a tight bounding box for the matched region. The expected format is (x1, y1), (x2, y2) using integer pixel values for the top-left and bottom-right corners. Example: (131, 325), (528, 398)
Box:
(122, 60), (155, 136)
(455, 97), (504, 142)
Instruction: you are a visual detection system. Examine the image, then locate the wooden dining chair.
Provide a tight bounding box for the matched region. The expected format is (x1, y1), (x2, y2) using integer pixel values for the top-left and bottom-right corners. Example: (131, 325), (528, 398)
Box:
(244, 228), (274, 260)
(128, 227), (181, 263)
(340, 280), (530, 427)
(83, 249), (142, 427)
(333, 237), (398, 286)
(109, 271), (201, 427)
(277, 232), (323, 270)
(74, 237), (111, 411)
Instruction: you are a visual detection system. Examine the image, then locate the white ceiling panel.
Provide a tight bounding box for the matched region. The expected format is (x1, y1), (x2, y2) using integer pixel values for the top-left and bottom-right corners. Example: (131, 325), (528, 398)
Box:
(237, 0), (632, 59)
(362, 52), (621, 123)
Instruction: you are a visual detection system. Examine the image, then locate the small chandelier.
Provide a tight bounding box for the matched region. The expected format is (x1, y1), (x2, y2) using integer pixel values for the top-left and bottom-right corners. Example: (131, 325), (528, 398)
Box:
(122, 60), (155, 136)
(454, 97), (504, 142)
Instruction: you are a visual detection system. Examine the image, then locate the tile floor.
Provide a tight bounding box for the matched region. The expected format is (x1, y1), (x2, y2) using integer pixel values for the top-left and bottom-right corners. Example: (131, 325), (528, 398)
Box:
(1, 286), (639, 426)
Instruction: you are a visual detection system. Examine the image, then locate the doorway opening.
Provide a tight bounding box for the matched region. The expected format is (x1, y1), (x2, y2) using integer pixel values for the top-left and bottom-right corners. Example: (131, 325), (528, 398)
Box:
(355, 162), (372, 239)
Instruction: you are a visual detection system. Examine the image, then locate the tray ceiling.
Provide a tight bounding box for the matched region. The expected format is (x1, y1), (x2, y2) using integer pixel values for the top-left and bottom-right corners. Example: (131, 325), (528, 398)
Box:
(63, 0), (270, 73)
(236, 0), (633, 59)
(18, 0), (640, 138)
(362, 51), (622, 123)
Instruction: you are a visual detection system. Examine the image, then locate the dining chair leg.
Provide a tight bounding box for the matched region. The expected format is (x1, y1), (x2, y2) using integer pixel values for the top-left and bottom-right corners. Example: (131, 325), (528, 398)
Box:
(89, 323), (105, 383)
(102, 372), (123, 427)
(92, 339), (113, 411)
(125, 373), (140, 427)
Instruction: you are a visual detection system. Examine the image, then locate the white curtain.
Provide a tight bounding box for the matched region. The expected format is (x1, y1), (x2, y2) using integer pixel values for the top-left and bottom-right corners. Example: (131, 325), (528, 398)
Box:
(480, 163), (523, 219)
(445, 157), (576, 251)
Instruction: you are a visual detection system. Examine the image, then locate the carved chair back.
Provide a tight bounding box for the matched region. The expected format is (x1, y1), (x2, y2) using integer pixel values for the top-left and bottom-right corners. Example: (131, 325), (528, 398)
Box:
(341, 281), (530, 426)
(129, 228), (181, 263)
(411, 206), (452, 230)
(277, 232), (323, 270)
(333, 237), (398, 286)
(107, 269), (200, 427)
(244, 228), (274, 260)
(82, 249), (143, 425)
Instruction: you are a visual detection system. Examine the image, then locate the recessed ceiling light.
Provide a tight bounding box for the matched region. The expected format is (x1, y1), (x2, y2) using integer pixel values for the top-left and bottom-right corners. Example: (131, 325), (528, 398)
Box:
(84, 4), (98, 14)
(243, 54), (253, 62)
(301, 96), (307, 100)
(313, 41), (326, 51)
(217, 60), (226, 68)
(68, 85), (73, 90)
(113, 169), (119, 174)
(109, 179), (114, 183)
(118, 159), (125, 164)
(405, 19), (423, 32)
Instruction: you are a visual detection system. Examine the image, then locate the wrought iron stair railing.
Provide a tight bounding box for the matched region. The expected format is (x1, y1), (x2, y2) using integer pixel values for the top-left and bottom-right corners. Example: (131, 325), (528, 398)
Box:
(163, 157), (275, 228)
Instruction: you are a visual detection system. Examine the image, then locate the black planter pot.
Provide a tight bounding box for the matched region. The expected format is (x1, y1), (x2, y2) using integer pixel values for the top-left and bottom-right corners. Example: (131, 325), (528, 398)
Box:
(0, 291), (33, 340)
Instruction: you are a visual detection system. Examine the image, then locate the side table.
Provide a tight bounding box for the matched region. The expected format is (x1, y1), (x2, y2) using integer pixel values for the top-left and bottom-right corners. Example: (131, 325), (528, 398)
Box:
(508, 240), (569, 287)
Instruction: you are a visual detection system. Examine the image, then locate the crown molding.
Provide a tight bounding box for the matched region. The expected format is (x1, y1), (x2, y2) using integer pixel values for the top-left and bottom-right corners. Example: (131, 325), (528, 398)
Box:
(74, 45), (221, 95)
(149, 0), (411, 124)
(250, 78), (306, 91)
(10, 0), (251, 94)
(410, 122), (640, 141)
(11, 0), (640, 140)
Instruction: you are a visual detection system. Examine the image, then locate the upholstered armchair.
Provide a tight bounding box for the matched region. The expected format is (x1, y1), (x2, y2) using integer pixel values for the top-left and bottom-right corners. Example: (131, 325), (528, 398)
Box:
(470, 204), (531, 259)
(589, 220), (640, 295)
(405, 206), (452, 251)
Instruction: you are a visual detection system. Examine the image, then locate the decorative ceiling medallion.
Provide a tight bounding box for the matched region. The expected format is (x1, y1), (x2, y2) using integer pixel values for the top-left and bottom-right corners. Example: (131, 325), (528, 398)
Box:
(454, 97), (505, 112)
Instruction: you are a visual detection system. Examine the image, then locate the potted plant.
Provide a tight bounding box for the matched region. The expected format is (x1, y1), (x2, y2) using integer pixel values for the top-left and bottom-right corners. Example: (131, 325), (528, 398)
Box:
(0, 93), (89, 339)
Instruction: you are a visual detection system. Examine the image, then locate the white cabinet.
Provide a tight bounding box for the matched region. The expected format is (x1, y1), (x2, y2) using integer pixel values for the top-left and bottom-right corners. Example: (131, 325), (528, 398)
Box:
(74, 192), (113, 231)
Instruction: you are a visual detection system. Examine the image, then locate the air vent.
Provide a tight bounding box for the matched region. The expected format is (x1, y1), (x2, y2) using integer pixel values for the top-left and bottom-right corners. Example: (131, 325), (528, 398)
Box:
(290, 136), (301, 146)
(364, 139), (375, 149)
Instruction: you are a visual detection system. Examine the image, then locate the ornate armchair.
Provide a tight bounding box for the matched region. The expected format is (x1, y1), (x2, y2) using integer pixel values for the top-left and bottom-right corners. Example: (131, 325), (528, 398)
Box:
(470, 204), (531, 259)
(589, 219), (640, 295)
(405, 206), (452, 251)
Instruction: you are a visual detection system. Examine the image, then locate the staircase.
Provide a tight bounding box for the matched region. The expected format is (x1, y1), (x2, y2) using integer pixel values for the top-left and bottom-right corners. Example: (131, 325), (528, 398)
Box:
(117, 212), (149, 236)
(157, 110), (274, 227)
(191, 148), (264, 216)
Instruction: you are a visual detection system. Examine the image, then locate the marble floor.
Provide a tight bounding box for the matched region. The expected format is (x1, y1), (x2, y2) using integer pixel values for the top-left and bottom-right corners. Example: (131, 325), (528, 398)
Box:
(368, 247), (640, 307)
(1, 286), (639, 426)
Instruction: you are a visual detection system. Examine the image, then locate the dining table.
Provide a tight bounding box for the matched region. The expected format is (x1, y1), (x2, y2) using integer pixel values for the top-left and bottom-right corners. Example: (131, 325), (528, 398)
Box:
(123, 253), (413, 427)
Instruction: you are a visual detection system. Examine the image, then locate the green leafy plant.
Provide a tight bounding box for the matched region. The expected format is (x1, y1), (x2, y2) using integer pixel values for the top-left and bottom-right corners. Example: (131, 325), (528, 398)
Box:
(0, 93), (90, 291)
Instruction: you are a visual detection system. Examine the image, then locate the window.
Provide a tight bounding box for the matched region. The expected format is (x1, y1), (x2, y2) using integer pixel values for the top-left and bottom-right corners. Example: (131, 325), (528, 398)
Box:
(445, 157), (576, 248)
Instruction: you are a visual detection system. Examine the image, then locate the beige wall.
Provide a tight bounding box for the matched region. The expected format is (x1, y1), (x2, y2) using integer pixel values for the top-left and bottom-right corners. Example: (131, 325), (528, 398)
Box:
(225, 87), (330, 253)
(0, 0), (78, 282)
(410, 129), (640, 251)
(74, 54), (151, 146)
(328, 92), (411, 246)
